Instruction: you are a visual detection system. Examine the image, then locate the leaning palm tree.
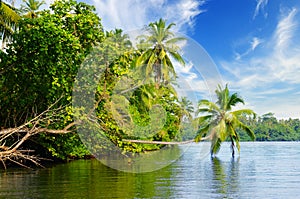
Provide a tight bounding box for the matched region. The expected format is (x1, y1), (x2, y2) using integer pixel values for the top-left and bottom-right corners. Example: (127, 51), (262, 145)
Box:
(195, 84), (256, 157)
(0, 0), (20, 49)
(136, 18), (185, 89)
(20, 0), (45, 18)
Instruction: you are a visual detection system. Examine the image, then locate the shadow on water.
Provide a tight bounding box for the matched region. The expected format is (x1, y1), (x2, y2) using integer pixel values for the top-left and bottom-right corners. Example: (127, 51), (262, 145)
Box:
(210, 157), (240, 198)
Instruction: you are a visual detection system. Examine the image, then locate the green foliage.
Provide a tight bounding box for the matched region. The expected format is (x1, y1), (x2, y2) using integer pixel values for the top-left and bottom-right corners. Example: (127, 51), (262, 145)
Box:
(81, 21), (186, 154)
(0, 0), (104, 159)
(136, 18), (185, 88)
(196, 84), (256, 157)
(1, 0), (190, 162)
(20, 0), (45, 18)
(238, 114), (300, 141)
(0, 1), (21, 48)
(1, 0), (103, 121)
(35, 133), (90, 160)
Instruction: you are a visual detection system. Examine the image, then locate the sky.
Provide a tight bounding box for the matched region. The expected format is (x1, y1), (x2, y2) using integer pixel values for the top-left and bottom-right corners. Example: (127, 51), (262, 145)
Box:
(86, 0), (300, 119)
(15, 0), (300, 119)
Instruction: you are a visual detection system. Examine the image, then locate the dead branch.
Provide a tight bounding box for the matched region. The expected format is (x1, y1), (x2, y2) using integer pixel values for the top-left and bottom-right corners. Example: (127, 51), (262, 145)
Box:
(0, 98), (77, 169)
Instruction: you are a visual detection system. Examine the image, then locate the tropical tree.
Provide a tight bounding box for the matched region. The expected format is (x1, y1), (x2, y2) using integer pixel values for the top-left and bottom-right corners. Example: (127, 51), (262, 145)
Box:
(0, 0), (20, 49)
(136, 18), (185, 89)
(195, 84), (256, 157)
(20, 0), (45, 18)
(0, 0), (104, 160)
(179, 96), (194, 122)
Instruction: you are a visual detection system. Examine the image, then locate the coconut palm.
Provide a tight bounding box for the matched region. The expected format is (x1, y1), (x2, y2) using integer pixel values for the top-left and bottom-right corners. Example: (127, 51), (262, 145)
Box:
(0, 0), (20, 49)
(136, 18), (185, 89)
(21, 0), (45, 18)
(195, 84), (256, 157)
(179, 97), (194, 122)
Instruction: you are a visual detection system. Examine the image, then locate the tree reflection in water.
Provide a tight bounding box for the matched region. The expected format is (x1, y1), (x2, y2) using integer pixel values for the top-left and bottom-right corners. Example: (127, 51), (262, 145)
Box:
(211, 157), (240, 198)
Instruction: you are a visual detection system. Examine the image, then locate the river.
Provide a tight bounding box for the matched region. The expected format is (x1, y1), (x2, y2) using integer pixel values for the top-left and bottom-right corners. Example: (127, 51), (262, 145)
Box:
(1, 142), (300, 198)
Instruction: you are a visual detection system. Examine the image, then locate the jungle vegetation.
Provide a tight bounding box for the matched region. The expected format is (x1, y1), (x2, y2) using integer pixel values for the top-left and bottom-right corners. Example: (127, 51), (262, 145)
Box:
(0, 0), (299, 168)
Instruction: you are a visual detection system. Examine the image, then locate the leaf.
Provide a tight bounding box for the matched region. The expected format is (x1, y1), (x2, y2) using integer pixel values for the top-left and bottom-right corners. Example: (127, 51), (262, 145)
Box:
(218, 119), (227, 141)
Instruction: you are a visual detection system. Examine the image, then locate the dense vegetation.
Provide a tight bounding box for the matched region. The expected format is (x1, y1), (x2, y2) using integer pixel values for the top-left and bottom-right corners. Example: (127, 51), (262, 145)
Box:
(182, 112), (300, 143)
(238, 113), (300, 141)
(0, 0), (191, 166)
(1, 0), (299, 167)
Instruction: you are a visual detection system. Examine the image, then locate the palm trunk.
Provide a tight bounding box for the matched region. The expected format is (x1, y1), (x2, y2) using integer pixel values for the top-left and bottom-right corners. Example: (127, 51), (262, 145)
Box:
(155, 60), (162, 89)
(230, 136), (235, 158)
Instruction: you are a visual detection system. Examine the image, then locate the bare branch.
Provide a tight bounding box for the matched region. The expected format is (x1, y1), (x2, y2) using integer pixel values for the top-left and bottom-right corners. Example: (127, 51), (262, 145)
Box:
(0, 97), (76, 169)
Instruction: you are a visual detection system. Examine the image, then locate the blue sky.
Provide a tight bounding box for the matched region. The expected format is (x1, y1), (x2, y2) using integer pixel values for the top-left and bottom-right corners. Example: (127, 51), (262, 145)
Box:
(86, 0), (300, 119)
(18, 0), (300, 119)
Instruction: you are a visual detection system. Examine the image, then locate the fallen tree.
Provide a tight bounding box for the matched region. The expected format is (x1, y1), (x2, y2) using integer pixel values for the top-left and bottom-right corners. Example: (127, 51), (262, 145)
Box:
(0, 99), (77, 169)
(121, 135), (211, 145)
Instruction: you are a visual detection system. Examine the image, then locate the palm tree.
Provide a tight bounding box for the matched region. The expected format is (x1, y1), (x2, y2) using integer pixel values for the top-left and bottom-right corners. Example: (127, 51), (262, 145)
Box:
(179, 97), (194, 122)
(130, 84), (155, 114)
(0, 0), (20, 49)
(20, 0), (45, 18)
(136, 18), (185, 89)
(195, 84), (256, 157)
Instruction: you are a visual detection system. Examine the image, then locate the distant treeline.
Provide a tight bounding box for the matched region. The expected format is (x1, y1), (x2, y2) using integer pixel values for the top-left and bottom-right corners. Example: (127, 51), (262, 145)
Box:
(180, 112), (300, 142)
(238, 113), (300, 141)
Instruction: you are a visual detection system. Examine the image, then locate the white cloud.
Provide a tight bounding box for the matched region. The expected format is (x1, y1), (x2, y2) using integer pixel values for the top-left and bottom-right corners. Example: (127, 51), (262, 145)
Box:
(257, 88), (293, 95)
(235, 37), (262, 60)
(220, 7), (300, 119)
(165, 0), (205, 31)
(92, 0), (206, 32)
(253, 0), (269, 19)
(251, 37), (262, 50)
(224, 8), (300, 87)
(274, 8), (298, 50)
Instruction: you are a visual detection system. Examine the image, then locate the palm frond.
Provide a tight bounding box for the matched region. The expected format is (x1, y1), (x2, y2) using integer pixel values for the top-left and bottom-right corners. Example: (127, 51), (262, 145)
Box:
(194, 123), (211, 142)
(165, 37), (186, 46)
(227, 92), (244, 109)
(197, 100), (221, 113)
(211, 137), (222, 155)
(162, 54), (176, 80)
(235, 119), (255, 140)
(135, 18), (185, 87)
(228, 124), (240, 152)
(218, 119), (227, 141)
(198, 114), (214, 124)
(231, 109), (256, 119)
(197, 108), (219, 116)
(168, 50), (185, 66)
(0, 1), (20, 47)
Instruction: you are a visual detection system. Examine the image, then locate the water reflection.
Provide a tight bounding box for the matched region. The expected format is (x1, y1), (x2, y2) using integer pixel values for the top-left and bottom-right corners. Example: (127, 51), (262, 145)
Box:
(99, 145), (184, 173)
(2, 143), (300, 198)
(0, 160), (176, 198)
(210, 157), (240, 198)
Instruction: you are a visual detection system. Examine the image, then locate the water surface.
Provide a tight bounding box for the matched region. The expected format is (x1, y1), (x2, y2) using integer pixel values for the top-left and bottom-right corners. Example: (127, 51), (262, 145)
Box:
(1, 142), (300, 198)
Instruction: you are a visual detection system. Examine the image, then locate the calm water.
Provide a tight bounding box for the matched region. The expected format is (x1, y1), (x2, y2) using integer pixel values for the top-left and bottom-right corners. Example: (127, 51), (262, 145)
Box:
(1, 142), (300, 198)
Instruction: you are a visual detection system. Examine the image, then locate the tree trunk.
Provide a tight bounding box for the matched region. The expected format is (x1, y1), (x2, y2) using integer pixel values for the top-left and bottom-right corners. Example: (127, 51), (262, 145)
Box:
(0, 99), (76, 169)
(230, 136), (235, 158)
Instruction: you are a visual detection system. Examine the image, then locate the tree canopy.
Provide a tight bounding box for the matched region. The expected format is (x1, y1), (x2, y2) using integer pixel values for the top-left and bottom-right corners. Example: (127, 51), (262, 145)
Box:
(0, 0), (20, 48)
(136, 18), (185, 89)
(195, 85), (256, 157)
(0, 1), (188, 166)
